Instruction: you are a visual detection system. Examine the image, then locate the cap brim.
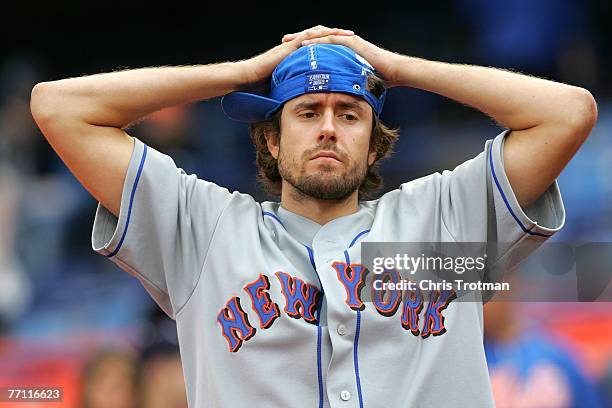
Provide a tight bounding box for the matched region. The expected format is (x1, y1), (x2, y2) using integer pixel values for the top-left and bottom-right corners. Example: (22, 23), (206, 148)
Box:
(221, 92), (282, 123)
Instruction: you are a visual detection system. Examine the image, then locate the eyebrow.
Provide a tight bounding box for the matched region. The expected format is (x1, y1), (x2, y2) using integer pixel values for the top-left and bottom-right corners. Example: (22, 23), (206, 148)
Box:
(292, 100), (366, 113)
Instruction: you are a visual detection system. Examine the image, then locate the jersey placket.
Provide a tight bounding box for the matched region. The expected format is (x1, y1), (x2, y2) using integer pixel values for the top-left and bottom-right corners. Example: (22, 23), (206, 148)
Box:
(312, 226), (369, 408)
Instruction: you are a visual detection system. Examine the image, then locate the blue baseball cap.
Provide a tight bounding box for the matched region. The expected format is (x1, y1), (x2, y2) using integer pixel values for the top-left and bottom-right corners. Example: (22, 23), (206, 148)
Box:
(221, 44), (387, 123)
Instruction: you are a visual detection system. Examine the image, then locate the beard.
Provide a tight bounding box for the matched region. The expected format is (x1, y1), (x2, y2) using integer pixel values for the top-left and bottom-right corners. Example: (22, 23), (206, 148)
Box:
(277, 143), (368, 201)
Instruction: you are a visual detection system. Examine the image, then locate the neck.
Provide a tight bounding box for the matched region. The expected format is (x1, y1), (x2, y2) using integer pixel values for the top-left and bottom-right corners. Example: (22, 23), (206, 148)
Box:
(280, 182), (359, 225)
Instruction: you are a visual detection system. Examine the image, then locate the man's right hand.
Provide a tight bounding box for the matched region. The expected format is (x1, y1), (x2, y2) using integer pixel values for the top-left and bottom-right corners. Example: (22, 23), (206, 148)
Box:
(29, 27), (354, 218)
(237, 25), (354, 87)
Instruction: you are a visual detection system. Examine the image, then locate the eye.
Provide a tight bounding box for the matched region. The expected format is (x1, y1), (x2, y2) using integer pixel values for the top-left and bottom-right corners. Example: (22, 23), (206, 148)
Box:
(299, 112), (317, 119)
(342, 114), (358, 121)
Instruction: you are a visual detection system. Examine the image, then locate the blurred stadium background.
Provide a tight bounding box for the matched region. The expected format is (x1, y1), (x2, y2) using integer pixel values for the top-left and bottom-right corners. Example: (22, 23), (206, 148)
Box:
(0, 1), (611, 406)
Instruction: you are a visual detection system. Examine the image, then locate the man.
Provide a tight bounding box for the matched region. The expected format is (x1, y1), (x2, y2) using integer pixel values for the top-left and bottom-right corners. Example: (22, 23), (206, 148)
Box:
(484, 301), (603, 407)
(30, 25), (596, 407)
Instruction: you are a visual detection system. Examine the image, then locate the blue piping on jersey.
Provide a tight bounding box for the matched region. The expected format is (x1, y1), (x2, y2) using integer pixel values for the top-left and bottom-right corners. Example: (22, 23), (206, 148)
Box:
(305, 245), (316, 271)
(305, 245), (324, 408)
(316, 310), (323, 408)
(106, 144), (148, 258)
(354, 310), (364, 408)
(344, 239), (366, 408)
(262, 211), (285, 228)
(349, 229), (370, 248)
(264, 211), (324, 407)
(488, 141), (551, 238)
(305, 245), (323, 289)
(264, 213), (371, 407)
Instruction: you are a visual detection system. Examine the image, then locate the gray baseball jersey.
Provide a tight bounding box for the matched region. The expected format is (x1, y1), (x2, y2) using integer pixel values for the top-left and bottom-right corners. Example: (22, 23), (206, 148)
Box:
(91, 129), (565, 407)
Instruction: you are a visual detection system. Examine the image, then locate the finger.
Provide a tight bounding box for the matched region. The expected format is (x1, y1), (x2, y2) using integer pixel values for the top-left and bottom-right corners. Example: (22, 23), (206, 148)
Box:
(307, 27), (353, 38)
(301, 35), (350, 46)
(282, 33), (299, 42)
(281, 33), (303, 43)
(282, 26), (354, 42)
(282, 25), (328, 41)
(292, 27), (354, 43)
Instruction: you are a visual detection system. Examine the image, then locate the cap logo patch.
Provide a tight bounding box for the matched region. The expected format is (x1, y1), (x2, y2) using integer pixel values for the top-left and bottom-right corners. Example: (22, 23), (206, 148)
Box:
(306, 72), (330, 92)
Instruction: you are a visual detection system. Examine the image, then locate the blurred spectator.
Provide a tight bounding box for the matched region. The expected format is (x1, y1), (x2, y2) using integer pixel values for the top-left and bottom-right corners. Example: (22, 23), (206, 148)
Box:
(0, 163), (32, 329)
(81, 349), (138, 408)
(557, 34), (601, 92)
(602, 362), (612, 407)
(138, 348), (188, 408)
(138, 307), (187, 408)
(555, 101), (612, 242)
(0, 56), (40, 327)
(484, 301), (604, 407)
(0, 55), (92, 284)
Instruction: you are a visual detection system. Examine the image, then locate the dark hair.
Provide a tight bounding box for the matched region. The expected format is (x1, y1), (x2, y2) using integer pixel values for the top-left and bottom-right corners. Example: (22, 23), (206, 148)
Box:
(250, 74), (399, 200)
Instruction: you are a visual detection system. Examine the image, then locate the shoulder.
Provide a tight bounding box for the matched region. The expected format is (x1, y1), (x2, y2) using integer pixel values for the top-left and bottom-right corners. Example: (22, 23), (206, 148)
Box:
(378, 172), (444, 203)
(361, 172), (444, 216)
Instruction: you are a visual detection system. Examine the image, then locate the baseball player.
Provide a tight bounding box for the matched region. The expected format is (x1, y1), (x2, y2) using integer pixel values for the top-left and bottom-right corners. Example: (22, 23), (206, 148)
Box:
(31, 25), (596, 407)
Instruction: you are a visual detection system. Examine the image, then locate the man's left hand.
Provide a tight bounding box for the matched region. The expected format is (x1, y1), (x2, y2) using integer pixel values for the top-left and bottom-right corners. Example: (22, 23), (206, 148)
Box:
(282, 29), (404, 88)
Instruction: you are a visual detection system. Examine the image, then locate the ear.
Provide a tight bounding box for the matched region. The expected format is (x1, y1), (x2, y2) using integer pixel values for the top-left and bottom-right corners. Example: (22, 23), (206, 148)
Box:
(265, 129), (280, 160)
(367, 147), (377, 166)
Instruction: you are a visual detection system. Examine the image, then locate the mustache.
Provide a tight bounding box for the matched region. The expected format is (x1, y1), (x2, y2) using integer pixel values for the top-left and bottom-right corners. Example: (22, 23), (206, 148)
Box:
(303, 144), (348, 161)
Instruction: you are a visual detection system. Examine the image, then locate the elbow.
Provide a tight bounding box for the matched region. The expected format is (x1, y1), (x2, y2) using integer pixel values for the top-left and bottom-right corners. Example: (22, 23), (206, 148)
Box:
(565, 87), (598, 141)
(30, 81), (60, 125)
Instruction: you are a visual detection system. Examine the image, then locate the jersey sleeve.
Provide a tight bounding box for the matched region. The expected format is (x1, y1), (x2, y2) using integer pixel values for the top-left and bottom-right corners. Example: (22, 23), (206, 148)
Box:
(440, 129), (566, 265)
(91, 137), (233, 318)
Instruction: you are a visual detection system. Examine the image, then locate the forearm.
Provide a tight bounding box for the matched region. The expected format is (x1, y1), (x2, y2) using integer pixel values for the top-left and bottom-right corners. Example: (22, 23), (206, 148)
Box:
(393, 56), (594, 131)
(31, 62), (246, 128)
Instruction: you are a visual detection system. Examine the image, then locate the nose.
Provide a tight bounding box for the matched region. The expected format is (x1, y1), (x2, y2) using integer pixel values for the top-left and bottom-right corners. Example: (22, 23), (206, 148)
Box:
(317, 109), (337, 144)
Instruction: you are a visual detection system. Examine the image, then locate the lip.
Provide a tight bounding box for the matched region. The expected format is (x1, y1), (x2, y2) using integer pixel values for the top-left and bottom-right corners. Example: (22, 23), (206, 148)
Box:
(311, 151), (342, 162)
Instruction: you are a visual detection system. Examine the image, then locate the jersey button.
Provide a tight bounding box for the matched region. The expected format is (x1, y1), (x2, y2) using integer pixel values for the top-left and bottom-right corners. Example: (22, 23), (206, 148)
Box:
(340, 390), (351, 401)
(337, 325), (347, 336)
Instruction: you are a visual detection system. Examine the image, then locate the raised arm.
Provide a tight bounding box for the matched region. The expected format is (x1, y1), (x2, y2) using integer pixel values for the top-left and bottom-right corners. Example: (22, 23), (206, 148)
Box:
(30, 63), (244, 217)
(30, 26), (354, 217)
(294, 33), (598, 209)
(389, 59), (597, 209)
